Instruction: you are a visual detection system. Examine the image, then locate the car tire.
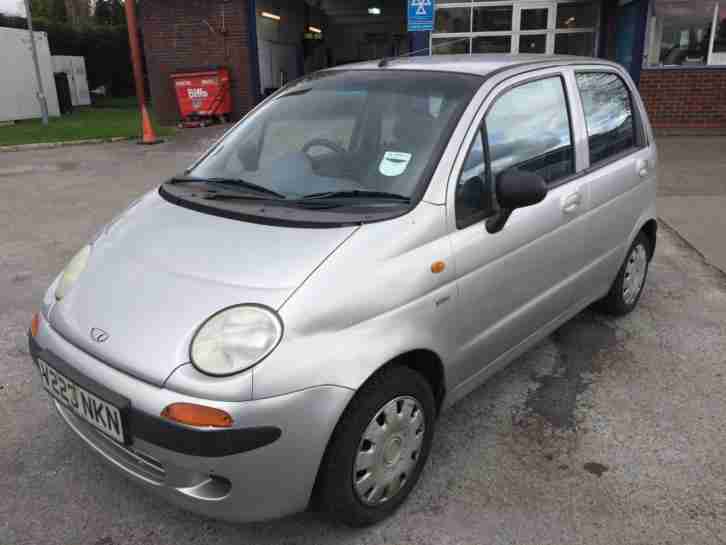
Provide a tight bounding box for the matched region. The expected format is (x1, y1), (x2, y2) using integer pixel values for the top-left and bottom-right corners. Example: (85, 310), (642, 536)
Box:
(594, 232), (651, 316)
(316, 366), (436, 527)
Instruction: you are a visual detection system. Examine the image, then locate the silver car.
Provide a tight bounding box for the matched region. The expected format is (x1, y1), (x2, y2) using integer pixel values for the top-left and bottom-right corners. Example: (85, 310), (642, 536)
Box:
(29, 55), (657, 526)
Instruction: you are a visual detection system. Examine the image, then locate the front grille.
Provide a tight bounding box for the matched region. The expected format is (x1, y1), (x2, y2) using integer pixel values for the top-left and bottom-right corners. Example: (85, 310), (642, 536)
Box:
(56, 402), (166, 484)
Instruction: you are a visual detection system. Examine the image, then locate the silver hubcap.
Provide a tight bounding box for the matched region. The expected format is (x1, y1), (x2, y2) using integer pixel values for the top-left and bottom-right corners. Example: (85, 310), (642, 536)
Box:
(353, 396), (425, 506)
(623, 243), (648, 305)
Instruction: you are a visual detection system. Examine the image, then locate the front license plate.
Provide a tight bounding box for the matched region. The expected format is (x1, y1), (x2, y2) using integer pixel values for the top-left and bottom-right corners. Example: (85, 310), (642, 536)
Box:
(37, 360), (126, 444)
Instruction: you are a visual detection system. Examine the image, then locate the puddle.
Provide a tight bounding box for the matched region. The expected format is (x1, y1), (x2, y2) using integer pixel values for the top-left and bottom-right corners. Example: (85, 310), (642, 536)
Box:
(523, 313), (620, 430)
(583, 461), (609, 477)
(503, 312), (627, 471)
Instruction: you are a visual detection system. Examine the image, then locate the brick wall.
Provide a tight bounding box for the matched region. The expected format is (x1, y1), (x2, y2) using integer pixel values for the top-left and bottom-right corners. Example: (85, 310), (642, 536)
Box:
(139, 0), (255, 125)
(639, 68), (726, 129)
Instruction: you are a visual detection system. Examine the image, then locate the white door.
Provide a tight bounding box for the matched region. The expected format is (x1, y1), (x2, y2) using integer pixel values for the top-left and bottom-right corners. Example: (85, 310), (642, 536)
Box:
(514, 4), (554, 54)
(258, 40), (299, 93)
(71, 57), (91, 106)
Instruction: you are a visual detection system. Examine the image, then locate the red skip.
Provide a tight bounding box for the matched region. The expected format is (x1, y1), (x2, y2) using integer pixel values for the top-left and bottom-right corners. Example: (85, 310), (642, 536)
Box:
(171, 67), (233, 128)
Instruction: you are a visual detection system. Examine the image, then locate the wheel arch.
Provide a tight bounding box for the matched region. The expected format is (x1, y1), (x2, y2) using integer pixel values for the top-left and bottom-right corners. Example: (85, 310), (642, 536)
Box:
(641, 218), (658, 260)
(309, 348), (446, 511)
(385, 349), (446, 414)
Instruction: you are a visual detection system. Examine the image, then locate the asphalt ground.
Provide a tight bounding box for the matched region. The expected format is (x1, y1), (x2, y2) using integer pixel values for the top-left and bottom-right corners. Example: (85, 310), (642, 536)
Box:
(1, 133), (725, 545)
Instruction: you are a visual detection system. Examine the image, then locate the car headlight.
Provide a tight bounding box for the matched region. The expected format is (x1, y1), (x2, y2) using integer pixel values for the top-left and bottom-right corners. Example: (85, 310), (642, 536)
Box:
(191, 305), (283, 376)
(55, 245), (91, 301)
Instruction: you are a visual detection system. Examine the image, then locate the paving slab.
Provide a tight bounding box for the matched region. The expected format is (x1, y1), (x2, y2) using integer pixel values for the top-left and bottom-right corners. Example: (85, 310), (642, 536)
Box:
(659, 196), (726, 273)
(656, 136), (726, 273)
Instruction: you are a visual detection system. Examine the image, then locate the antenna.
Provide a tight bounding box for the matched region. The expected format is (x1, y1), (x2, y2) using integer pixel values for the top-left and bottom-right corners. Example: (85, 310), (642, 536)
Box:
(377, 37), (473, 67)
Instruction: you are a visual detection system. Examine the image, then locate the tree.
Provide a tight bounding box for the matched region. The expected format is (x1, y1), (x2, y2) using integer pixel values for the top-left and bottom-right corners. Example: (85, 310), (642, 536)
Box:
(64, 0), (89, 26)
(25, 0), (67, 22)
(49, 0), (67, 21)
(29, 0), (50, 18)
(94, 0), (124, 25)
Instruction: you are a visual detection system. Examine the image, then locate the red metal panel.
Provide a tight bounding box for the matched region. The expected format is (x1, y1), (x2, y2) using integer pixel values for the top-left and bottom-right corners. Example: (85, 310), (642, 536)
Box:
(170, 68), (232, 121)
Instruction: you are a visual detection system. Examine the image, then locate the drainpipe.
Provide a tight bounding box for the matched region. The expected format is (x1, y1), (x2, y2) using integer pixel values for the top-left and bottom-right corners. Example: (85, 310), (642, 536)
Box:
(630, 0), (650, 87)
(248, 0), (262, 106)
(23, 0), (49, 125)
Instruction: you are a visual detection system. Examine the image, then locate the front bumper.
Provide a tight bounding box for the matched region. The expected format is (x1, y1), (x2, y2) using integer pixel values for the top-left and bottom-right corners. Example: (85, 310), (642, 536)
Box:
(29, 319), (355, 522)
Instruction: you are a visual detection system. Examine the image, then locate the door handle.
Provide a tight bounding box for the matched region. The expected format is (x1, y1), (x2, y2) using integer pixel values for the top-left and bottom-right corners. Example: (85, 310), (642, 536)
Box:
(561, 192), (582, 214)
(636, 159), (649, 178)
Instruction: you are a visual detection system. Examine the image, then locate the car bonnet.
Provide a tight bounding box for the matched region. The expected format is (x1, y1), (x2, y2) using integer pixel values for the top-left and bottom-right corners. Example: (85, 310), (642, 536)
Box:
(49, 190), (358, 386)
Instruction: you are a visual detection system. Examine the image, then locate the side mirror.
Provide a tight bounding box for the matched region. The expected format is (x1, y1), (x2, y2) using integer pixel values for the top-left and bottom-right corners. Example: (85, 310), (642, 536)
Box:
(487, 169), (548, 234)
(496, 169), (548, 210)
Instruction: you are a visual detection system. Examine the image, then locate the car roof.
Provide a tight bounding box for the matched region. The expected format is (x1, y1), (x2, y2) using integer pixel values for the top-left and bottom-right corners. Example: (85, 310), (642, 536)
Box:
(331, 54), (621, 78)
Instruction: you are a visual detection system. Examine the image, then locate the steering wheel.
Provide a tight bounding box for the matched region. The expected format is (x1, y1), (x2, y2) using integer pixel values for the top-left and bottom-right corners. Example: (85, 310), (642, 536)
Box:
(301, 138), (347, 158)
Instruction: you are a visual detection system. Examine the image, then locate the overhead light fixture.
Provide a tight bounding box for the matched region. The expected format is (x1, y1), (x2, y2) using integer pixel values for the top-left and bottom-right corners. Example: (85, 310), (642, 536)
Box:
(309, 25), (322, 34)
(368, 7), (381, 15)
(261, 11), (281, 21)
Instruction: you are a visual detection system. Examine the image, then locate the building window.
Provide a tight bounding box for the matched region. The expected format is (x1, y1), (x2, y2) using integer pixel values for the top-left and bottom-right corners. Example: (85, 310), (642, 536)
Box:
(431, 1), (598, 57)
(646, 0), (726, 66)
(555, 32), (594, 56)
(556, 2), (597, 29)
(432, 36), (471, 54)
(521, 8), (549, 30)
(716, 5), (726, 50)
(473, 6), (514, 32)
(473, 35), (512, 53)
(435, 7), (471, 34)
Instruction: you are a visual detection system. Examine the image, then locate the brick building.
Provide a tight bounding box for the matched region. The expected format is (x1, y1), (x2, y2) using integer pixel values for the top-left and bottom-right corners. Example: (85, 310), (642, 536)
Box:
(138, 0), (726, 130)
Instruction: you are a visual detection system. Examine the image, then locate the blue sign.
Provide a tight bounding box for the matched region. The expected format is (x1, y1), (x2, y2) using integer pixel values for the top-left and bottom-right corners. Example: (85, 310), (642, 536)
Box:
(407, 0), (435, 32)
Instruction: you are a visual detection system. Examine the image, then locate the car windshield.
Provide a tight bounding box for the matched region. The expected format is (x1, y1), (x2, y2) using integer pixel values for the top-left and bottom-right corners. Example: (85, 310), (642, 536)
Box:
(188, 70), (482, 203)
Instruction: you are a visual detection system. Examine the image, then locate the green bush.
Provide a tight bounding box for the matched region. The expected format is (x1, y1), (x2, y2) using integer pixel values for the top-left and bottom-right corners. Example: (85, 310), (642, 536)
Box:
(0, 14), (134, 96)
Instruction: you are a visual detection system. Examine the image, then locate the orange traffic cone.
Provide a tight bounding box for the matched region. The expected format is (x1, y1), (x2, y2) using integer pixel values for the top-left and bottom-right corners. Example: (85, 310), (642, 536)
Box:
(139, 104), (162, 145)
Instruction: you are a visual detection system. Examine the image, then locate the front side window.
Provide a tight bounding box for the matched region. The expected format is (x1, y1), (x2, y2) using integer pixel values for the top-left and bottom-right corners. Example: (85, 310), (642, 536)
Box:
(576, 72), (637, 165)
(486, 77), (574, 184)
(456, 76), (574, 228)
(456, 130), (495, 228)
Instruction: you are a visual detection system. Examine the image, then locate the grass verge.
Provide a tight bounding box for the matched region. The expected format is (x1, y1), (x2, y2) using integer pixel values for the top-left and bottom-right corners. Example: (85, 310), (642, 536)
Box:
(0, 103), (175, 146)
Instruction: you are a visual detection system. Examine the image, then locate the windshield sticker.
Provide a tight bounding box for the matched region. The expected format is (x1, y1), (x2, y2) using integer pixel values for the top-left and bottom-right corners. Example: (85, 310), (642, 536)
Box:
(379, 151), (412, 177)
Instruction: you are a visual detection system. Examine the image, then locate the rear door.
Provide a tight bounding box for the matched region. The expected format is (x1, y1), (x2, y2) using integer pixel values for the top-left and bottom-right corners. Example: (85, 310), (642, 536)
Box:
(447, 68), (591, 389)
(570, 68), (655, 296)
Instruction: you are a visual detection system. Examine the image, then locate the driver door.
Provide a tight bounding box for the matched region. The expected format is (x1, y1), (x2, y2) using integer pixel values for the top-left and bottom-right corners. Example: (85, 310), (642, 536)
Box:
(448, 70), (590, 391)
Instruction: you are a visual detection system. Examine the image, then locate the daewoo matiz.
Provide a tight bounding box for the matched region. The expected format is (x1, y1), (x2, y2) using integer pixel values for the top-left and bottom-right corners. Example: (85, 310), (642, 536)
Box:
(29, 55), (657, 526)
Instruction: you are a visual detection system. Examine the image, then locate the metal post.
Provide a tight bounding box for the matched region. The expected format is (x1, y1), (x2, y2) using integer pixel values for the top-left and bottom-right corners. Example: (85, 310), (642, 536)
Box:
(125, 0), (147, 106)
(24, 0), (49, 125)
(124, 0), (160, 144)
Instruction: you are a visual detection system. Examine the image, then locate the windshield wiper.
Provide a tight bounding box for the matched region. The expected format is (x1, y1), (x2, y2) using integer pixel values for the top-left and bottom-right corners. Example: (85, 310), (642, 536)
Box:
(171, 176), (286, 199)
(302, 190), (411, 203)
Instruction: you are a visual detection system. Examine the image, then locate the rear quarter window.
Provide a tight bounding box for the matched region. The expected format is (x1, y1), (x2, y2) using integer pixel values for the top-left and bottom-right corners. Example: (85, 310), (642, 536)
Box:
(575, 72), (639, 166)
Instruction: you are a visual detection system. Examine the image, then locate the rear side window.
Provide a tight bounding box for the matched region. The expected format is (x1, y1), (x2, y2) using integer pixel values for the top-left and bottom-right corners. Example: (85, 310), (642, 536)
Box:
(576, 72), (637, 165)
(486, 77), (575, 185)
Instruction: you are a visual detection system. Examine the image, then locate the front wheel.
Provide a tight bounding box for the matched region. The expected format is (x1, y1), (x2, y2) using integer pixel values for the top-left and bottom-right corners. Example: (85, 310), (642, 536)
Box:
(316, 366), (436, 527)
(594, 232), (651, 316)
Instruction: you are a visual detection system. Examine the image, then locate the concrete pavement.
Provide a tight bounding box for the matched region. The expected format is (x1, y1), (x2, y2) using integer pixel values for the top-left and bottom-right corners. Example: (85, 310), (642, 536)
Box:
(657, 136), (726, 273)
(2, 134), (726, 544)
